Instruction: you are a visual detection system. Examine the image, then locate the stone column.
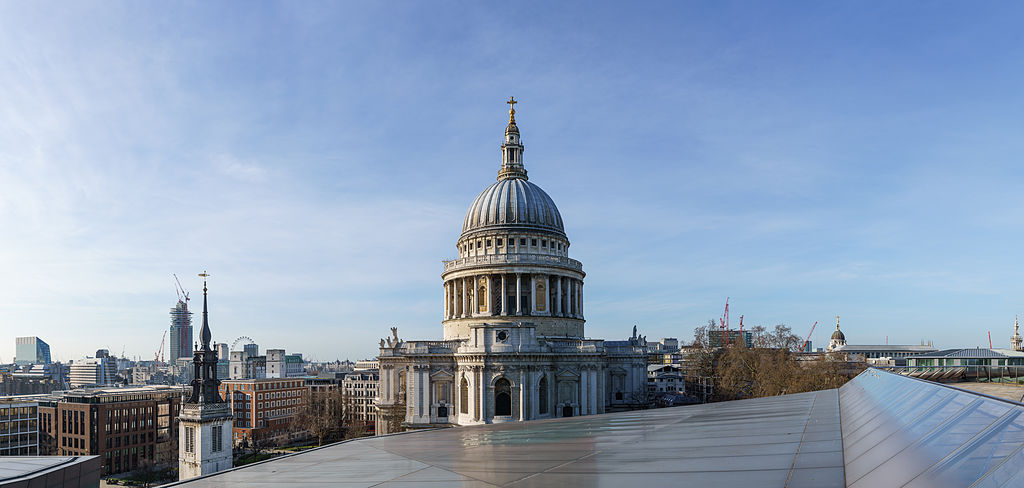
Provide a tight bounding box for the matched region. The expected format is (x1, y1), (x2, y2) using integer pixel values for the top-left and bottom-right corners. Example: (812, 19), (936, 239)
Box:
(462, 278), (468, 318)
(568, 279), (575, 318)
(579, 371), (588, 415)
(544, 275), (551, 315)
(471, 275), (478, 315)
(477, 368), (486, 422)
(444, 282), (449, 319)
(589, 369), (597, 415)
(500, 274), (506, 315)
(515, 274), (522, 315)
(555, 276), (562, 316)
(519, 368), (527, 421)
(484, 275), (492, 315)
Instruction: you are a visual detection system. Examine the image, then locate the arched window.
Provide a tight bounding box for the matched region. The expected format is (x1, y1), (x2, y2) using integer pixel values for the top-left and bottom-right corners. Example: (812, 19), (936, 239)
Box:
(538, 377), (548, 414)
(460, 378), (469, 414)
(494, 378), (512, 416)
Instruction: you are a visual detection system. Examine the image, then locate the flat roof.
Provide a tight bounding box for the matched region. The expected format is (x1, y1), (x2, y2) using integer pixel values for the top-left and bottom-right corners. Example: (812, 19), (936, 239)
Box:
(169, 369), (1024, 487)
(0, 456), (100, 486)
(170, 389), (844, 487)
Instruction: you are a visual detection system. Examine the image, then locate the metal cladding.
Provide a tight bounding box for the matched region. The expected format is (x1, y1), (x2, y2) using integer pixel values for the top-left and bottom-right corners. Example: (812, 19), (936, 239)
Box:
(841, 368), (1024, 487)
(461, 177), (565, 238)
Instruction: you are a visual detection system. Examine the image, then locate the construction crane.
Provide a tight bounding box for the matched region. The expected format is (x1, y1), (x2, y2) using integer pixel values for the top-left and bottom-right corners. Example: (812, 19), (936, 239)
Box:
(173, 274), (190, 304)
(989, 331), (993, 349)
(156, 331), (166, 366)
(802, 321), (818, 353)
(718, 298), (730, 346)
(738, 315), (744, 347)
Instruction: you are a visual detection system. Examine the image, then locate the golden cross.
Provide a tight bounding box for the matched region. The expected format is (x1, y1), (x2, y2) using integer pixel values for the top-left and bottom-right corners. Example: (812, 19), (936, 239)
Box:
(199, 271), (210, 292)
(507, 96), (517, 113)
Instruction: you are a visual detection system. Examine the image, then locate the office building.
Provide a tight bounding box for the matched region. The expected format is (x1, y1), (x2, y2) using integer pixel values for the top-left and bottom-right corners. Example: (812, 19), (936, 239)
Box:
(0, 398), (39, 455)
(15, 337), (51, 365)
(219, 378), (305, 446)
(68, 353), (116, 388)
(28, 385), (185, 475)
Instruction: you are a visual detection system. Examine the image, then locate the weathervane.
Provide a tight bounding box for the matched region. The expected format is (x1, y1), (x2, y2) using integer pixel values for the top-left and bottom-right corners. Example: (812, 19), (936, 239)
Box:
(199, 271), (210, 294)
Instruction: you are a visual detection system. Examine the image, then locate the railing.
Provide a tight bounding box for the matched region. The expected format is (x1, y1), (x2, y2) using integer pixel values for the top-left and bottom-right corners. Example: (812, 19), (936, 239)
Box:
(876, 365), (1024, 384)
(443, 253), (583, 272)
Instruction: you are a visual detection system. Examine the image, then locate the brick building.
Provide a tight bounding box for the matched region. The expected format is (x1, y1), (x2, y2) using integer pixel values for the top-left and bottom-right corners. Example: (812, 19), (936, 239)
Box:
(220, 378), (305, 446)
(32, 385), (184, 476)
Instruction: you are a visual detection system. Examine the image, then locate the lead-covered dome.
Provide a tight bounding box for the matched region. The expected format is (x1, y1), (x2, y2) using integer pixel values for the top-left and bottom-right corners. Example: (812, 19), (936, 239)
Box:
(462, 178), (565, 238)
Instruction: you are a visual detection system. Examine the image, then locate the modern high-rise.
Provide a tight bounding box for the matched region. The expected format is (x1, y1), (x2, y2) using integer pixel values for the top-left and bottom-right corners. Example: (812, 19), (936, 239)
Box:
(170, 299), (193, 362)
(14, 336), (51, 365)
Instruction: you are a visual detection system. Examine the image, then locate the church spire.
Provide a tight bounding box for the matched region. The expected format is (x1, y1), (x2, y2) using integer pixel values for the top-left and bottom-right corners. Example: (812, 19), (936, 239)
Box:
(497, 96), (528, 181)
(199, 271), (212, 352)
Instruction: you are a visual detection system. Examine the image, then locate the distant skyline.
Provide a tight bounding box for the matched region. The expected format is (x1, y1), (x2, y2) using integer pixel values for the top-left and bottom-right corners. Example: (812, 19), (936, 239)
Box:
(3, 2), (1024, 362)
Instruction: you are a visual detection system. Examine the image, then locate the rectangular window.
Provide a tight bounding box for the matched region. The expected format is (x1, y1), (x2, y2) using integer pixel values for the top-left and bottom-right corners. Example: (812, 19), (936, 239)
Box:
(520, 238), (526, 246)
(531, 239), (537, 246)
(541, 240), (547, 247)
(496, 238), (503, 246)
(212, 425), (223, 452)
(185, 427), (195, 453)
(486, 239), (492, 247)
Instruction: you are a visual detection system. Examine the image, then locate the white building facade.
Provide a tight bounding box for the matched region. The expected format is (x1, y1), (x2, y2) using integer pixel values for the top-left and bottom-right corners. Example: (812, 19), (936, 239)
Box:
(376, 100), (648, 434)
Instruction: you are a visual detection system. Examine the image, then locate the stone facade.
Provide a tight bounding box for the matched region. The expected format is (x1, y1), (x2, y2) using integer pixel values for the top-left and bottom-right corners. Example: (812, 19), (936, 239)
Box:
(376, 100), (647, 434)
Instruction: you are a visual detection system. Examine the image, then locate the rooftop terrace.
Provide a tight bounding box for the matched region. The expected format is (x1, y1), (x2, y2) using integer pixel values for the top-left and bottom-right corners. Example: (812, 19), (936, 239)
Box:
(165, 368), (1024, 487)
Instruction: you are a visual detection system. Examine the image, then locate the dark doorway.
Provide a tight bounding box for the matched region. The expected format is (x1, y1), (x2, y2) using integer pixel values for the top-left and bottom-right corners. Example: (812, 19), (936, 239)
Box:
(562, 405), (573, 417)
(437, 405), (448, 418)
(495, 378), (512, 416)
(615, 391), (623, 401)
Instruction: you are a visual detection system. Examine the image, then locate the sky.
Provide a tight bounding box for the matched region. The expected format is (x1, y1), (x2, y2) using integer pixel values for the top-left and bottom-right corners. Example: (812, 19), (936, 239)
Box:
(2, 1), (1024, 363)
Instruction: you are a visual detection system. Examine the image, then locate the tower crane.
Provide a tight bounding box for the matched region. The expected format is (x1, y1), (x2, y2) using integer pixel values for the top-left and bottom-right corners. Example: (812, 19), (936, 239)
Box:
(802, 321), (818, 353)
(156, 331), (166, 366)
(738, 315), (744, 346)
(173, 274), (190, 304)
(718, 298), (730, 346)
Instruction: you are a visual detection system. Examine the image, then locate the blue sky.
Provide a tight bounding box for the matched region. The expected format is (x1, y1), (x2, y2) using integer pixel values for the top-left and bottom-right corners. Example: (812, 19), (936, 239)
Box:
(2, 2), (1024, 362)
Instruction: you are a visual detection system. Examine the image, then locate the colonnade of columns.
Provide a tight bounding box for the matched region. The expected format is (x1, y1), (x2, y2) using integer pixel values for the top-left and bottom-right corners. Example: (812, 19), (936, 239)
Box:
(443, 273), (583, 320)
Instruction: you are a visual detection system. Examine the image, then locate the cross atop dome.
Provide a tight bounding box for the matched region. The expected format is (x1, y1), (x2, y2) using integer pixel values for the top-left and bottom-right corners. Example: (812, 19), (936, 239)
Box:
(498, 97), (527, 180)
(507, 96), (517, 122)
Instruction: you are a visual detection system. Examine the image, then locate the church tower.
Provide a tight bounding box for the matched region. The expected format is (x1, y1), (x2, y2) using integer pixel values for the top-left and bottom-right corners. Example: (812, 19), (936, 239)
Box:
(1012, 316), (1022, 352)
(178, 272), (233, 481)
(827, 316), (846, 352)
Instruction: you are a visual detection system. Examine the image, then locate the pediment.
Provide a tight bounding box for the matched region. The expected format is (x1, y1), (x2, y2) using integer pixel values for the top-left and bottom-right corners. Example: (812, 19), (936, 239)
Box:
(555, 369), (580, 380)
(430, 369), (455, 380)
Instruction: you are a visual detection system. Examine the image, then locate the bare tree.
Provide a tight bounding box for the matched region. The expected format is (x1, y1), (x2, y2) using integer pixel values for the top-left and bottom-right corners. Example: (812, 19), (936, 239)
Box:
(290, 388), (345, 446)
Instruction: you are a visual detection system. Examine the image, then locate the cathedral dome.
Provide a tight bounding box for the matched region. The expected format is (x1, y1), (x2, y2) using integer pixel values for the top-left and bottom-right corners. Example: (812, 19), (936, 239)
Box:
(461, 178), (565, 238)
(830, 328), (845, 341)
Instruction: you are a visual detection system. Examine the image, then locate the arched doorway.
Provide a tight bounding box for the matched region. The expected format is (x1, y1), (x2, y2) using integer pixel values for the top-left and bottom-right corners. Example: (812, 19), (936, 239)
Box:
(495, 378), (512, 416)
(562, 405), (573, 417)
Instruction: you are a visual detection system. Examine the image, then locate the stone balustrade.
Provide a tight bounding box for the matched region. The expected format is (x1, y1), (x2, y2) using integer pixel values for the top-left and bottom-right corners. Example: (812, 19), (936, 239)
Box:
(443, 253), (583, 272)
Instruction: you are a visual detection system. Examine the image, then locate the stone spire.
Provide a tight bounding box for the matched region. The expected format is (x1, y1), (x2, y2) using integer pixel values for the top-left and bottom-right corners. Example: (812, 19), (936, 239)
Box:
(497, 96), (528, 181)
(199, 271), (212, 352)
(1012, 316), (1022, 352)
(187, 271), (222, 405)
